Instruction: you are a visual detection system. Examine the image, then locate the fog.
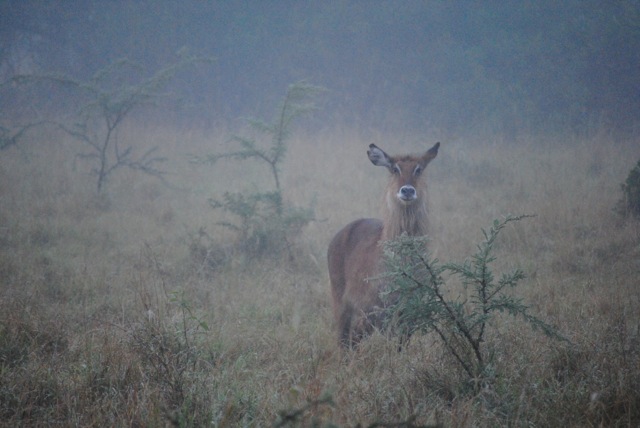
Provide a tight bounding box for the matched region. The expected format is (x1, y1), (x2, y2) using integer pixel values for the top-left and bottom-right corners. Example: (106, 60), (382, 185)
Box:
(3, 0), (640, 140)
(3, 2), (640, 425)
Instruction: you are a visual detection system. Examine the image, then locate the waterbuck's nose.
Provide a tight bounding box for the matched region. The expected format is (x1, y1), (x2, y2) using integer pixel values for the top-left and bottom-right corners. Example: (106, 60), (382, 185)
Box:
(398, 185), (416, 201)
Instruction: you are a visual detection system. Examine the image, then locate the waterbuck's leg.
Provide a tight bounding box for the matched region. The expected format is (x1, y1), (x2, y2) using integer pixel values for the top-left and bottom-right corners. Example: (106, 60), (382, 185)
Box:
(339, 303), (354, 348)
(397, 332), (411, 352)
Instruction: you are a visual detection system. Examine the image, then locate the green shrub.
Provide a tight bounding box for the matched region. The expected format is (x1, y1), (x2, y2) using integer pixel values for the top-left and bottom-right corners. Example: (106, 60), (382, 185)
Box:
(383, 215), (565, 392)
(194, 81), (323, 261)
(616, 159), (640, 218)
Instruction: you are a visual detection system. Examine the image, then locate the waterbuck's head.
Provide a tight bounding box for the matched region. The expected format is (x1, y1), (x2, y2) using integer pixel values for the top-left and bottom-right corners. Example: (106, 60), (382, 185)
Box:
(367, 142), (440, 208)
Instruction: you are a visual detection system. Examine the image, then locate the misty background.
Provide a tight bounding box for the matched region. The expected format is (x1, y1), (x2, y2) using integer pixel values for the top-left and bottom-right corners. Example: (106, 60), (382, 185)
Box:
(1, 0), (640, 141)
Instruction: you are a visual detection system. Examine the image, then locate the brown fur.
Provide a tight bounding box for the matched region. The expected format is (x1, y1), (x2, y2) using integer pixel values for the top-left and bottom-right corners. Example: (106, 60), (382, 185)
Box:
(327, 142), (439, 347)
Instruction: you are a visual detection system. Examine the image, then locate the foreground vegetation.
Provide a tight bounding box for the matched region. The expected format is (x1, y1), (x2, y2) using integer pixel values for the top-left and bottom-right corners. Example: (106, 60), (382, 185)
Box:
(0, 126), (639, 426)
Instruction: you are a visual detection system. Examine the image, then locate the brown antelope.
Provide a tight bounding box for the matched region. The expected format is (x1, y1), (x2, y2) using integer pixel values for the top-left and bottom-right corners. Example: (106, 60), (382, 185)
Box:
(327, 142), (440, 347)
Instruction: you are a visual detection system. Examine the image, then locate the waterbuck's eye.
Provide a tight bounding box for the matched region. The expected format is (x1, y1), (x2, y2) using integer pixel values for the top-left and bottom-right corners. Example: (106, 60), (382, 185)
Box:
(393, 165), (401, 175)
(414, 166), (422, 176)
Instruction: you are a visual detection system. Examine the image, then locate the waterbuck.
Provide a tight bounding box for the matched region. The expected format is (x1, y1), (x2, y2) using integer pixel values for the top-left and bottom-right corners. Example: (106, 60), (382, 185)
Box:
(327, 142), (440, 347)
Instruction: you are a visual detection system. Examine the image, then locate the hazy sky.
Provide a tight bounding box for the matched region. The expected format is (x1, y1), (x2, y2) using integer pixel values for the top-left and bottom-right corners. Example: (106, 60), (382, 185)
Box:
(2, 1), (639, 139)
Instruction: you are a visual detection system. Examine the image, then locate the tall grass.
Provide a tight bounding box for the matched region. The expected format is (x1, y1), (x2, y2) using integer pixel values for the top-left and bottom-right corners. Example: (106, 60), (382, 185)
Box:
(0, 125), (639, 426)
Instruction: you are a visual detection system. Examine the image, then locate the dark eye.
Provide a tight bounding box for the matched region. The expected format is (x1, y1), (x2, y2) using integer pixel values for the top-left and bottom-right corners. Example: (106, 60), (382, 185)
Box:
(393, 165), (401, 175)
(414, 166), (422, 176)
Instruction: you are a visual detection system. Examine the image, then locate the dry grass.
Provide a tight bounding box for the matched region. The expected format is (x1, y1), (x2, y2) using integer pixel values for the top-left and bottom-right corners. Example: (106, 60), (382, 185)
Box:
(1, 124), (639, 426)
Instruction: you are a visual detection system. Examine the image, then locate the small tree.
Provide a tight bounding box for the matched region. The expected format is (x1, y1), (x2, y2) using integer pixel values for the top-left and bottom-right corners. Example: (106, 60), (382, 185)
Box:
(383, 215), (564, 390)
(193, 81), (324, 260)
(12, 50), (209, 192)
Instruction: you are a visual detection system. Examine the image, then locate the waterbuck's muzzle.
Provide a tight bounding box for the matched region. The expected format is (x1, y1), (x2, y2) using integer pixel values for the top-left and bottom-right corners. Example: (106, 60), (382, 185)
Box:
(397, 185), (417, 203)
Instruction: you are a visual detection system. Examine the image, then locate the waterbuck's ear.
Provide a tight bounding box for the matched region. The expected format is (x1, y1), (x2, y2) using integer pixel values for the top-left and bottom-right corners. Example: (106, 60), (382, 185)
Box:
(422, 142), (440, 165)
(367, 144), (394, 168)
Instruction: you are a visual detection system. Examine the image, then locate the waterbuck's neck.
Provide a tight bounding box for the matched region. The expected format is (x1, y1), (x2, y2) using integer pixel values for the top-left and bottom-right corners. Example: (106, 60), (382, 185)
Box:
(381, 198), (429, 242)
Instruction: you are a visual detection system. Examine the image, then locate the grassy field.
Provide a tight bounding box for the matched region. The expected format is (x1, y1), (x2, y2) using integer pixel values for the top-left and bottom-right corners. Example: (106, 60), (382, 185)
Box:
(0, 124), (639, 426)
